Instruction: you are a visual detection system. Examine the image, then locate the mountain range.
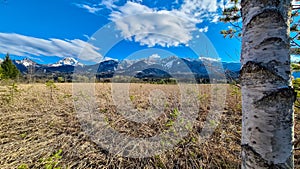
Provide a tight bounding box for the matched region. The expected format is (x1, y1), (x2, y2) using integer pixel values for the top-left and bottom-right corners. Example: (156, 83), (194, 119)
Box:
(12, 56), (241, 81)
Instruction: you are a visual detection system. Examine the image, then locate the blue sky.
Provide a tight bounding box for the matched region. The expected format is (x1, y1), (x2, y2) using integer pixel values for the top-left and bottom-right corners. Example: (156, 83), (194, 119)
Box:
(0, 0), (242, 64)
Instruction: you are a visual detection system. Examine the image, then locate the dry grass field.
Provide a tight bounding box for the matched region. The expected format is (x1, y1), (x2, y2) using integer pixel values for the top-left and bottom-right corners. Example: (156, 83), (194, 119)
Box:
(0, 83), (299, 168)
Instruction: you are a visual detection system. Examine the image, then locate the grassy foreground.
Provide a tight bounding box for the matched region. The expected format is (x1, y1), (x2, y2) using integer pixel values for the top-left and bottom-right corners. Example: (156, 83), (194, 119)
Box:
(0, 83), (299, 169)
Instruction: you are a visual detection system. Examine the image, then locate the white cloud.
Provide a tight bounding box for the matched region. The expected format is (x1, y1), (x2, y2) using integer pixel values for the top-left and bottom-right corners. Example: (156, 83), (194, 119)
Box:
(83, 34), (90, 40)
(0, 33), (103, 62)
(77, 0), (225, 47)
(83, 34), (96, 41)
(111, 14), (194, 47)
(149, 54), (160, 60)
(102, 56), (118, 62)
(75, 3), (102, 14)
(110, 2), (197, 47)
(199, 56), (221, 62)
(181, 0), (218, 14)
(199, 26), (209, 33)
(101, 0), (118, 10)
(211, 14), (220, 23)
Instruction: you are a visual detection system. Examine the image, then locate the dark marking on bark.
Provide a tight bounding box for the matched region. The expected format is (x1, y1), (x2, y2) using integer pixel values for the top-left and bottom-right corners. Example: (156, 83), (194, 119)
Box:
(255, 127), (264, 133)
(241, 61), (265, 74)
(260, 0), (280, 7)
(242, 144), (293, 168)
(240, 0), (246, 7)
(254, 115), (258, 118)
(270, 59), (283, 65)
(240, 61), (286, 85)
(254, 37), (284, 50)
(245, 9), (285, 35)
(240, 61), (281, 78)
(248, 128), (252, 131)
(242, 144), (270, 168)
(254, 86), (295, 131)
(255, 87), (296, 105)
(240, 0), (247, 20)
(242, 0), (282, 24)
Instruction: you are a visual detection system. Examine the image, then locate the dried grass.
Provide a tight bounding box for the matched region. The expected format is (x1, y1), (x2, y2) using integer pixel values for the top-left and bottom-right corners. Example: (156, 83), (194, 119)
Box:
(0, 83), (298, 168)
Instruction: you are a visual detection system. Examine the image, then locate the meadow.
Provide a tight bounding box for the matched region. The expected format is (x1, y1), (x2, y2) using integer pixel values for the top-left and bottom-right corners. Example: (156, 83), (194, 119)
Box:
(0, 83), (299, 169)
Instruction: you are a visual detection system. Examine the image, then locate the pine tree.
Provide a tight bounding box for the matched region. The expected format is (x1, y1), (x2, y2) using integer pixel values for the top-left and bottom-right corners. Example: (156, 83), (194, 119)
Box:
(1, 53), (20, 79)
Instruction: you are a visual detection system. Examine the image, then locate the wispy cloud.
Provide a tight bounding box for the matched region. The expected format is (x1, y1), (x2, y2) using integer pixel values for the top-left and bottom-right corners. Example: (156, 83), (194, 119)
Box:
(199, 26), (209, 33)
(83, 34), (96, 41)
(149, 53), (160, 60)
(0, 33), (103, 62)
(109, 2), (196, 47)
(74, 3), (102, 14)
(76, 0), (229, 47)
(199, 56), (221, 62)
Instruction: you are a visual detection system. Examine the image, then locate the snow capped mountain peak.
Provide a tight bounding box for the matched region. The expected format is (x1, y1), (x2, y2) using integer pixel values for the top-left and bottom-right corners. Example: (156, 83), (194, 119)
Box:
(50, 57), (83, 67)
(0, 58), (3, 64)
(15, 58), (36, 67)
(100, 57), (118, 63)
(59, 57), (78, 65)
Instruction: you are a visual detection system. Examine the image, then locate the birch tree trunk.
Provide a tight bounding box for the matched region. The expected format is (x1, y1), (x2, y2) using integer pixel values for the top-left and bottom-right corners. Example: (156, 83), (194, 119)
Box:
(240, 0), (295, 168)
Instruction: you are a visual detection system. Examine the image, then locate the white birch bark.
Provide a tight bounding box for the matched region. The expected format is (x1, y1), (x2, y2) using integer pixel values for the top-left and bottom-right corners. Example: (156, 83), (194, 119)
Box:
(241, 0), (294, 168)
